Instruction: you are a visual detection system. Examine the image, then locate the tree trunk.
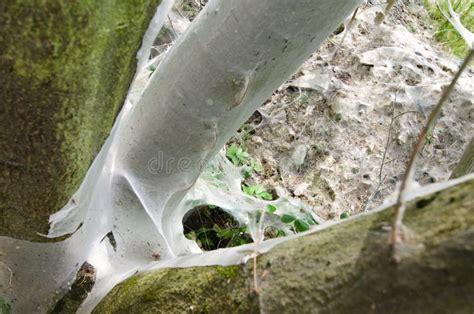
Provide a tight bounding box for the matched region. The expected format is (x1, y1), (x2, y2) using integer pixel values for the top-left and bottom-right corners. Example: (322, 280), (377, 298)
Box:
(451, 138), (474, 179)
(94, 178), (474, 313)
(111, 0), (362, 255)
(1, 1), (363, 311)
(0, 0), (162, 241)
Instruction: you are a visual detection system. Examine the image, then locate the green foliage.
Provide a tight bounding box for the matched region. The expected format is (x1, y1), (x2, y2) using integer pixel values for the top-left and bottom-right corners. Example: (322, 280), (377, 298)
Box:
(216, 266), (239, 279)
(186, 224), (252, 250)
(280, 212), (318, 233)
(281, 213), (297, 224)
(266, 204), (277, 213)
(293, 219), (311, 232)
(0, 299), (11, 314)
(227, 143), (250, 166)
(226, 143), (263, 178)
(340, 211), (351, 219)
(242, 184), (273, 200)
(249, 159), (263, 173)
(183, 205), (253, 250)
(148, 64), (157, 77)
(423, 0), (473, 57)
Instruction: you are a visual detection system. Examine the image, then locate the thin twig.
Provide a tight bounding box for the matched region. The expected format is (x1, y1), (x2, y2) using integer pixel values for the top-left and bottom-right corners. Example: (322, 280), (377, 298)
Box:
(167, 15), (178, 38)
(363, 101), (418, 211)
(1, 261), (13, 287)
(339, 7), (359, 46)
(238, 88), (303, 140)
(379, 103), (396, 184)
(253, 208), (266, 293)
(390, 0), (474, 257)
(375, 0), (397, 24)
(390, 49), (474, 260)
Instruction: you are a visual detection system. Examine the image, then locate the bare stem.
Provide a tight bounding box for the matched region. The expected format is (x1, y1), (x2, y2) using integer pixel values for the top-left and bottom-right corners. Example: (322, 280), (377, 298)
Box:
(390, 49), (474, 254)
(339, 7), (359, 46)
(253, 208), (266, 293)
(363, 102), (418, 212)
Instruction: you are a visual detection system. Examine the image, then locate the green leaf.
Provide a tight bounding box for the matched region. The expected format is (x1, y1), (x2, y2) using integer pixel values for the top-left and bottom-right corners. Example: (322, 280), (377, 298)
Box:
(340, 211), (351, 219)
(185, 231), (196, 241)
(294, 219), (311, 232)
(242, 169), (252, 179)
(243, 184), (273, 200)
(304, 212), (317, 225)
(281, 214), (297, 224)
(237, 149), (250, 161)
(227, 144), (238, 154)
(242, 184), (253, 195)
(277, 229), (287, 237)
(253, 184), (265, 194)
(226, 144), (240, 165)
(200, 236), (214, 248)
(251, 160), (263, 172)
(227, 143), (251, 166)
(259, 191), (273, 200)
(266, 204), (277, 213)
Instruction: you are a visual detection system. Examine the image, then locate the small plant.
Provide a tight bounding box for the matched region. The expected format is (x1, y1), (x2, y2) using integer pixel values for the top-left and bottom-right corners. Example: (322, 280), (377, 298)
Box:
(266, 204), (277, 213)
(148, 64), (157, 78)
(226, 143), (250, 166)
(243, 184), (273, 200)
(226, 143), (263, 178)
(186, 224), (252, 250)
(183, 205), (252, 250)
(340, 211), (351, 219)
(238, 123), (255, 142)
(280, 212), (318, 233)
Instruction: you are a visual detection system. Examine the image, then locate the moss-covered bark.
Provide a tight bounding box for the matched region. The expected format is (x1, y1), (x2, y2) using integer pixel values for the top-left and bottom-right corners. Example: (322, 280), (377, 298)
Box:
(451, 138), (474, 179)
(0, 0), (161, 241)
(95, 179), (474, 313)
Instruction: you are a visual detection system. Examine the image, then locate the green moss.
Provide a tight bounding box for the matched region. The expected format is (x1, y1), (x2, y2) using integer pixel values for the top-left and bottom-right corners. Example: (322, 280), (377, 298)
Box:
(93, 266), (258, 313)
(0, 0), (161, 241)
(216, 265), (240, 279)
(95, 180), (474, 313)
(258, 179), (474, 313)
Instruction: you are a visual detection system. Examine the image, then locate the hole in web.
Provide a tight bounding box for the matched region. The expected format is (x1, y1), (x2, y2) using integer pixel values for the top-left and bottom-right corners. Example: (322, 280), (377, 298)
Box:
(182, 205), (253, 251)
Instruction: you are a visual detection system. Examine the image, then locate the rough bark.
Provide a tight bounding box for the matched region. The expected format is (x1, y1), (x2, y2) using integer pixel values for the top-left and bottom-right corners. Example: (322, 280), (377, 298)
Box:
(95, 178), (474, 313)
(451, 138), (474, 179)
(0, 0), (161, 241)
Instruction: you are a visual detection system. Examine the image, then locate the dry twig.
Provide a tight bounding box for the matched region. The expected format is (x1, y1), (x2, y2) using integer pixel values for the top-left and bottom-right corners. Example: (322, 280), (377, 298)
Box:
(363, 100), (419, 211)
(390, 49), (474, 260)
(390, 0), (474, 262)
(252, 209), (266, 293)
